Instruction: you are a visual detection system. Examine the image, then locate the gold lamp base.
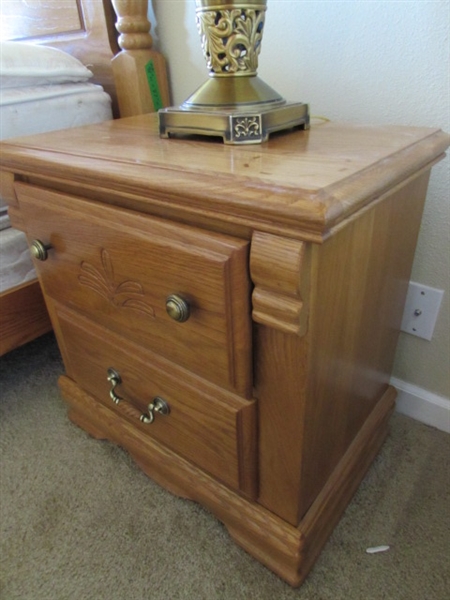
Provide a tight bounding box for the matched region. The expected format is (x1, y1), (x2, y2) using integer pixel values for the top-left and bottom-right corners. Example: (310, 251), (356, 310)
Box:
(159, 0), (309, 144)
(182, 74), (285, 109)
(159, 100), (309, 145)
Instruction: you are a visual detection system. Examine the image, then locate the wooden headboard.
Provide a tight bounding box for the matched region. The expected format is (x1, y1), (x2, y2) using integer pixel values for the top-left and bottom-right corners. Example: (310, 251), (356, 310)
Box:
(0, 0), (170, 118)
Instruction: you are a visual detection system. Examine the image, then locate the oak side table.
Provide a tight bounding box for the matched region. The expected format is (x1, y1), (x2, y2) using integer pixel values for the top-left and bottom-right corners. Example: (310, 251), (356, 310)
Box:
(1, 116), (448, 586)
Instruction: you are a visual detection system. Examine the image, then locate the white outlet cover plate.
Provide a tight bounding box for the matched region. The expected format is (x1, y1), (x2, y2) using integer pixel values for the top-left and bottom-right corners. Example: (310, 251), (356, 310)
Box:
(400, 282), (444, 341)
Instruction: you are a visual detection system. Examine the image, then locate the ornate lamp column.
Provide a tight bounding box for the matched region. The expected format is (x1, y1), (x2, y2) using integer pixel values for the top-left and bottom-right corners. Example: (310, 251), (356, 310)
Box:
(159, 0), (309, 144)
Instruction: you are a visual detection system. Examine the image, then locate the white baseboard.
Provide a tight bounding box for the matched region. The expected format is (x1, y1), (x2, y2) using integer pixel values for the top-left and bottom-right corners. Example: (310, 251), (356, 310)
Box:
(390, 377), (450, 434)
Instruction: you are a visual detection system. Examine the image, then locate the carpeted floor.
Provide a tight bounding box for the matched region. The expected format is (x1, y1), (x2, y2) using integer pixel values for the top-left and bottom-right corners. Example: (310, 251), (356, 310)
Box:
(1, 332), (449, 600)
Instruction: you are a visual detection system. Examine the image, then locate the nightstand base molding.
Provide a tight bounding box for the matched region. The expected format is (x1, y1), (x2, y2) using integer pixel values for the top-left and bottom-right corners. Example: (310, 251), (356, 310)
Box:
(60, 375), (396, 587)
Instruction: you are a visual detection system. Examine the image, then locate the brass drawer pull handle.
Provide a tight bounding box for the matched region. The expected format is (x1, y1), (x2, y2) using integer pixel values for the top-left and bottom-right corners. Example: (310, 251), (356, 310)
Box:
(166, 294), (190, 322)
(107, 367), (123, 404)
(106, 368), (170, 425)
(30, 239), (52, 261)
(140, 396), (170, 424)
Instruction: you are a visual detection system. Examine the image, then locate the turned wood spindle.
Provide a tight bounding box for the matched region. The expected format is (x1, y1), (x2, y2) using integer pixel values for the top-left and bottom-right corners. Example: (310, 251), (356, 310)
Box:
(111, 0), (170, 116)
(113, 0), (153, 50)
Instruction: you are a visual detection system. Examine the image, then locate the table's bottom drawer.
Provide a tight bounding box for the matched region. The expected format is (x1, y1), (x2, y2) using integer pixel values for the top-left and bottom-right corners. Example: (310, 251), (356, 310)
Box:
(55, 305), (257, 498)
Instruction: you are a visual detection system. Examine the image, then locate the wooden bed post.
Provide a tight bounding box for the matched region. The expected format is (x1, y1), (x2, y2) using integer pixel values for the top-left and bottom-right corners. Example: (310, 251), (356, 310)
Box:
(111, 0), (170, 117)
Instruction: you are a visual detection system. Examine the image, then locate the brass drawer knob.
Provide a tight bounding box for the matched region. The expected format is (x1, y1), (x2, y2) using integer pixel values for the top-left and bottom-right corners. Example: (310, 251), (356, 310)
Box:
(30, 239), (52, 261)
(166, 294), (190, 322)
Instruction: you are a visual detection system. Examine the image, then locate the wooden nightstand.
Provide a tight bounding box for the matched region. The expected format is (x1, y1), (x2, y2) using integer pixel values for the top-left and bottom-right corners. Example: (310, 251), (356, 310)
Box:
(1, 116), (448, 586)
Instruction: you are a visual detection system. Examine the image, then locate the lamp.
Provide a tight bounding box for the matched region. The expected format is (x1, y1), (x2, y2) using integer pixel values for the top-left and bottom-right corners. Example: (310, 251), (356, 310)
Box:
(159, 0), (309, 144)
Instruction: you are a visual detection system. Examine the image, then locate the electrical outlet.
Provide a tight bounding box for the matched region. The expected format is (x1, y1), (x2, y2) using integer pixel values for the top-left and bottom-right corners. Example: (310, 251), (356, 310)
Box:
(400, 282), (444, 341)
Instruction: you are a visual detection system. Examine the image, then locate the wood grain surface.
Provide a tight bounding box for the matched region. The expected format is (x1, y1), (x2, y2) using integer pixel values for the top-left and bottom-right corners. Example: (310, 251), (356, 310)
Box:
(2, 118), (448, 241)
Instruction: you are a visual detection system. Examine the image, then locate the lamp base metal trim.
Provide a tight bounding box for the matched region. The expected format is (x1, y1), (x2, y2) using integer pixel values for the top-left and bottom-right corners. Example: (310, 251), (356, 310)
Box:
(158, 102), (310, 145)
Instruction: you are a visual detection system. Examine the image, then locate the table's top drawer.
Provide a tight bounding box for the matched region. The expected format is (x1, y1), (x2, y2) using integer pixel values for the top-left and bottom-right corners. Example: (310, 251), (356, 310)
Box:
(16, 182), (252, 396)
(56, 306), (257, 498)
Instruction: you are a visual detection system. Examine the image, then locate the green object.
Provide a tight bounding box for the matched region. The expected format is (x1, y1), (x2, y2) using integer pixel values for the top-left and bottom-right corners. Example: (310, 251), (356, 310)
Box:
(145, 60), (163, 111)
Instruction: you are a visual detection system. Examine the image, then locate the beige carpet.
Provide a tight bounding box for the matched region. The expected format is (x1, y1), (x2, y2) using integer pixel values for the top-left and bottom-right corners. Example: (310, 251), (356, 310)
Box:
(1, 332), (449, 600)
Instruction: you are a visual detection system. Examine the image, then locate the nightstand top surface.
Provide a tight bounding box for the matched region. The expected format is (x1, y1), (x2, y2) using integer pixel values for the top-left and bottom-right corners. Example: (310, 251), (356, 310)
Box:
(1, 114), (448, 240)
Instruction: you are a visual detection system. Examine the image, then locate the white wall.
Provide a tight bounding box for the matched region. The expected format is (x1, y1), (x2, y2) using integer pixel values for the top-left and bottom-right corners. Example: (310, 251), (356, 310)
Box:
(149, 0), (450, 399)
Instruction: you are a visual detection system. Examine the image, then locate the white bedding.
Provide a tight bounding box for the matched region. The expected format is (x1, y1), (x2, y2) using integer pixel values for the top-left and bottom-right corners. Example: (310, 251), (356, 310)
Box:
(0, 82), (112, 141)
(0, 228), (36, 293)
(1, 82), (113, 292)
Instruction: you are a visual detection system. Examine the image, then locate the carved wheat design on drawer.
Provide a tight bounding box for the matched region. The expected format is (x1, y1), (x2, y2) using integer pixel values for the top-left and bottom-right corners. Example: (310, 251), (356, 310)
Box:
(79, 249), (155, 317)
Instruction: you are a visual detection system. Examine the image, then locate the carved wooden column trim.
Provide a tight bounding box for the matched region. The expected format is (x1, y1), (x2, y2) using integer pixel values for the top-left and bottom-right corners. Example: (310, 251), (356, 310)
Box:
(250, 232), (310, 336)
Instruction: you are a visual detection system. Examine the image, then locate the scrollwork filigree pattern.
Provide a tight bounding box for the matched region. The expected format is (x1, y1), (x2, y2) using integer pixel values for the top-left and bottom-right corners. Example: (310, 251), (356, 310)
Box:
(233, 116), (261, 140)
(197, 8), (265, 75)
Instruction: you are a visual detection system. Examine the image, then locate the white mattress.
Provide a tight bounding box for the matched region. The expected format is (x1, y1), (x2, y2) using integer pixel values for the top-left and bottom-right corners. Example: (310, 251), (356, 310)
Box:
(1, 82), (113, 291)
(0, 228), (36, 293)
(0, 82), (112, 143)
